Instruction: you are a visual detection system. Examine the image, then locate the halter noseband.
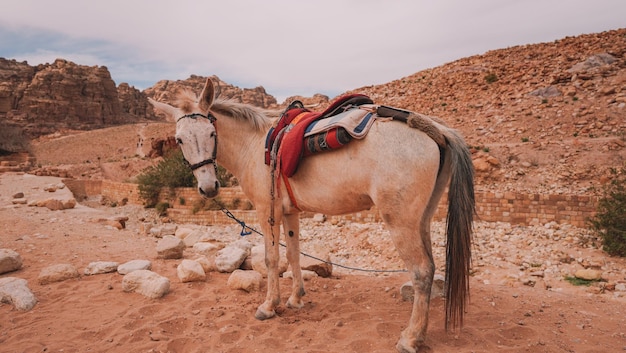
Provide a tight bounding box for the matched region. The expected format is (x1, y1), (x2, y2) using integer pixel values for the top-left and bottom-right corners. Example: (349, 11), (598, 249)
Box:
(177, 112), (218, 172)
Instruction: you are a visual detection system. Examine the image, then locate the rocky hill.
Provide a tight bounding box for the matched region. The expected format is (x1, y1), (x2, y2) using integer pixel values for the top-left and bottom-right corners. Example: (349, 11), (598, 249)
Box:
(346, 28), (626, 194)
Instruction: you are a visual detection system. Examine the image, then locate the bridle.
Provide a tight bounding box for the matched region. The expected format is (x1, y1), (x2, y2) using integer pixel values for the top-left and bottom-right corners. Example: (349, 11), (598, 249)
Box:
(176, 112), (218, 172)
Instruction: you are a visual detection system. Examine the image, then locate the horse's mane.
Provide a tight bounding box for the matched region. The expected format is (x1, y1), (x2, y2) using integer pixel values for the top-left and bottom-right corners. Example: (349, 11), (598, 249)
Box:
(211, 99), (274, 132)
(176, 89), (274, 132)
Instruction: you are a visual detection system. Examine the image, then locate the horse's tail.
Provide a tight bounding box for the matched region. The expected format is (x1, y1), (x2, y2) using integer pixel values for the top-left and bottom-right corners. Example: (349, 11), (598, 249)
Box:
(440, 127), (475, 331)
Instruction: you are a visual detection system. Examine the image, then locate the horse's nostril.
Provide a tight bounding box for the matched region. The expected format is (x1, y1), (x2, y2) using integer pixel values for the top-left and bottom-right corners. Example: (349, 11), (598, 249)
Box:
(198, 184), (218, 198)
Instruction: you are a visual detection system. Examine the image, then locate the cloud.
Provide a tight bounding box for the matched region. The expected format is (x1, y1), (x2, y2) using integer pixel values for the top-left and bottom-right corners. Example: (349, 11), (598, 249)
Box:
(1, 0), (625, 102)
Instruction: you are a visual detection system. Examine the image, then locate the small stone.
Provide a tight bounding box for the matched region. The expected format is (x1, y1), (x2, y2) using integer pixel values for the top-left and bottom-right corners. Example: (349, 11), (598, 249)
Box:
(215, 245), (250, 273)
(84, 261), (119, 275)
(38, 264), (80, 285)
(177, 259), (206, 283)
(156, 235), (185, 259)
(122, 270), (170, 298)
(117, 260), (152, 275)
(0, 249), (23, 274)
(574, 269), (602, 281)
(0, 277), (37, 311)
(227, 270), (262, 292)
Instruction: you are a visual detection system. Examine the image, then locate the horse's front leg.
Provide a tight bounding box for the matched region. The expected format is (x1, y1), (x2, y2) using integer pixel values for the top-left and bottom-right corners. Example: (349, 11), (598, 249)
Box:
(283, 213), (305, 309)
(255, 211), (283, 320)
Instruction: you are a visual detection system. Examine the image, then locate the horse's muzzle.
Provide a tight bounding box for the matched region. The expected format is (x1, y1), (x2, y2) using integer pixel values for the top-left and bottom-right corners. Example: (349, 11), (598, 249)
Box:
(198, 181), (220, 198)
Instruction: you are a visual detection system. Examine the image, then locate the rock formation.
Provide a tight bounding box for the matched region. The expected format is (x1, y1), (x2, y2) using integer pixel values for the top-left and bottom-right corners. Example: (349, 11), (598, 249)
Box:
(143, 74), (278, 109)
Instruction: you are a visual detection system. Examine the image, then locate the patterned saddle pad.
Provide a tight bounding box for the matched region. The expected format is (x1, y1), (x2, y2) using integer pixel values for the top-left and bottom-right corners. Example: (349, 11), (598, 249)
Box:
(265, 94), (376, 177)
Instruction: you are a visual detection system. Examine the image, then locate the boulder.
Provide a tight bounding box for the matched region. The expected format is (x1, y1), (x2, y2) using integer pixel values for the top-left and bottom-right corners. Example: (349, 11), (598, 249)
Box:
(0, 249), (23, 274)
(300, 250), (333, 278)
(177, 259), (206, 283)
(574, 269), (602, 281)
(192, 242), (220, 255)
(156, 235), (185, 259)
(121, 270), (170, 299)
(215, 245), (249, 273)
(0, 277), (37, 311)
(227, 270), (263, 292)
(37, 264), (80, 285)
(117, 259), (152, 275)
(84, 261), (119, 275)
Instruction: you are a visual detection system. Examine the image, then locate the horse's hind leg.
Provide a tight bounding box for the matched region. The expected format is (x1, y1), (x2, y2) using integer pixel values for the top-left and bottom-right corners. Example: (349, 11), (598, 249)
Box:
(283, 213), (305, 309)
(384, 218), (435, 353)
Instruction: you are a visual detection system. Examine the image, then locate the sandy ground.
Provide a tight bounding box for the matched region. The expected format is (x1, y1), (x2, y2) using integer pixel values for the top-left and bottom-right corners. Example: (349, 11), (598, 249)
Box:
(1, 173), (626, 353)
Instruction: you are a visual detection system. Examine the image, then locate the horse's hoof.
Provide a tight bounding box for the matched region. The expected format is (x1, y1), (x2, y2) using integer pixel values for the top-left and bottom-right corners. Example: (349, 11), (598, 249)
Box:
(255, 307), (276, 320)
(286, 297), (304, 309)
(396, 338), (418, 353)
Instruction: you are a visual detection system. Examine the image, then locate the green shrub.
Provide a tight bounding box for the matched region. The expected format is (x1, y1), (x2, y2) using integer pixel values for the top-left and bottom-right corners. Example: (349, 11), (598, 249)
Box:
(588, 165), (626, 257)
(564, 276), (598, 286)
(155, 202), (170, 216)
(484, 72), (498, 84)
(137, 149), (195, 207)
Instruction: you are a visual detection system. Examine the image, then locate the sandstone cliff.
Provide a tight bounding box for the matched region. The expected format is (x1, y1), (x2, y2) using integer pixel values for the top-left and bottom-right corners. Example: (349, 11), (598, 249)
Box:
(143, 74), (278, 109)
(0, 58), (161, 141)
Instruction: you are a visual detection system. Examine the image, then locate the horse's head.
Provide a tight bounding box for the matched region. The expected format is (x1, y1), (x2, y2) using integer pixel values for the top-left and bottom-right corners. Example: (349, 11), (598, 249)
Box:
(149, 78), (220, 198)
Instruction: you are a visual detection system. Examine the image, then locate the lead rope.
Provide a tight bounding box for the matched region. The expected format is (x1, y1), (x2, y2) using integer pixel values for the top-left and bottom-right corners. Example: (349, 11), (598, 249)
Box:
(216, 204), (407, 273)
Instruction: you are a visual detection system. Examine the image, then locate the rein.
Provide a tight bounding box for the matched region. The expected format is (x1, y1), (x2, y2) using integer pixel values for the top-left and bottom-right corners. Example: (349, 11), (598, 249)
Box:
(177, 112), (218, 172)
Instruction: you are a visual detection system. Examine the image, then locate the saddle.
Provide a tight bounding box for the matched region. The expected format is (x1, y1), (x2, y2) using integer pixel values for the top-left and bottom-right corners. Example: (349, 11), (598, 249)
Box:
(265, 94), (374, 177)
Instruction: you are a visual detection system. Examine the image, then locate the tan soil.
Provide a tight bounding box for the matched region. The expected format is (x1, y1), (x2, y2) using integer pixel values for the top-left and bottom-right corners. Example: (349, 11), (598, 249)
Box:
(1, 173), (625, 353)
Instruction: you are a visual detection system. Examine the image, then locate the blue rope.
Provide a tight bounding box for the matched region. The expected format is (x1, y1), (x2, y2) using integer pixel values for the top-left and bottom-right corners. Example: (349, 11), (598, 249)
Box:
(218, 207), (407, 273)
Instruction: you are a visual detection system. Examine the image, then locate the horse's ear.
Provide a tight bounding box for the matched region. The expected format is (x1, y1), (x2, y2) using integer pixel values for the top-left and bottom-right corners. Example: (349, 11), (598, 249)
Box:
(148, 97), (178, 123)
(199, 77), (215, 112)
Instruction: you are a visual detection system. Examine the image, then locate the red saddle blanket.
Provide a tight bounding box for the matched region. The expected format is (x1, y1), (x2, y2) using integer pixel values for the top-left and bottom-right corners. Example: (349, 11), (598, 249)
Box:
(265, 94), (373, 177)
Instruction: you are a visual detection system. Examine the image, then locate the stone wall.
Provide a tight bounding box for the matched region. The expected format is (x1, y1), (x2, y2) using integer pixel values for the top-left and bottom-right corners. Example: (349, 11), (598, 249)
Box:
(78, 181), (598, 227)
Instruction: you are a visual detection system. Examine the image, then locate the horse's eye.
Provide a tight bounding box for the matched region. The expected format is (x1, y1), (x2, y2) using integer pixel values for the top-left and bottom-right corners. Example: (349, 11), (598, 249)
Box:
(176, 138), (183, 145)
(210, 132), (216, 138)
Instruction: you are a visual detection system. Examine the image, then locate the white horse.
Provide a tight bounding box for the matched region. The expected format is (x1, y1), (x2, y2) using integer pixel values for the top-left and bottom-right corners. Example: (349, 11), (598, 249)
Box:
(149, 77), (475, 353)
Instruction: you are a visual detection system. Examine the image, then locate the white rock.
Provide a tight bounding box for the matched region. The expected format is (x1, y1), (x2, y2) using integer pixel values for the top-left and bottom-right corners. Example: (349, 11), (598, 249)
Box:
(0, 277), (37, 311)
(177, 259), (206, 282)
(38, 264), (80, 285)
(183, 230), (214, 247)
(231, 238), (254, 252)
(215, 245), (249, 273)
(574, 269), (602, 281)
(11, 198), (27, 205)
(156, 235), (185, 259)
(283, 269), (318, 280)
(117, 259), (152, 275)
(312, 213), (326, 223)
(161, 224), (177, 236)
(300, 250), (333, 278)
(122, 270), (170, 299)
(193, 256), (215, 273)
(192, 242), (219, 255)
(0, 249), (23, 274)
(175, 227), (195, 239)
(227, 270), (262, 292)
(84, 261), (119, 275)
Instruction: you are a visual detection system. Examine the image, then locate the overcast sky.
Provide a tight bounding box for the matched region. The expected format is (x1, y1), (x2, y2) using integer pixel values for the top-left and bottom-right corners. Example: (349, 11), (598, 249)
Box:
(1, 0), (624, 102)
